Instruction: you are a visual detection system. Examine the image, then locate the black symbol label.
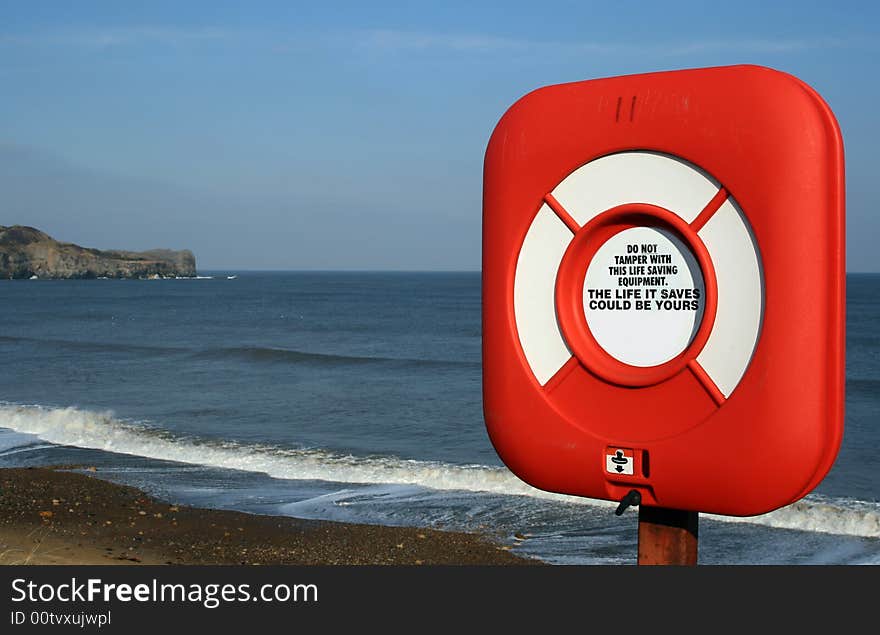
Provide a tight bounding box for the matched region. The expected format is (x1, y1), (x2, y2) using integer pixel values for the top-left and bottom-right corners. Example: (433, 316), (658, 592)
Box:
(606, 449), (634, 476)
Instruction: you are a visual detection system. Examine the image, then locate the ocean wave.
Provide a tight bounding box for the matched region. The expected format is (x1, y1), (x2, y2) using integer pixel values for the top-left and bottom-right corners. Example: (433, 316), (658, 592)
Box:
(1, 402), (878, 539)
(0, 335), (189, 356)
(190, 346), (479, 368)
(0, 336), (477, 369)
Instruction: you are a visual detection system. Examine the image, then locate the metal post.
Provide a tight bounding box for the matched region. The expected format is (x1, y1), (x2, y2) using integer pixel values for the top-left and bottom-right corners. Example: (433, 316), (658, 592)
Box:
(637, 506), (699, 565)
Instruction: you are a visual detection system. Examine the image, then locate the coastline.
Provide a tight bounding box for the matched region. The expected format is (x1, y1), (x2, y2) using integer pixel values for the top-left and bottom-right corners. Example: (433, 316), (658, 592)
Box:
(0, 467), (537, 566)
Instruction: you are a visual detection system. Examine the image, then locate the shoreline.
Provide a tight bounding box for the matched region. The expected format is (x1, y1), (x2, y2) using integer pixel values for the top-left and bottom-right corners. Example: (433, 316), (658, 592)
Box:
(0, 467), (537, 565)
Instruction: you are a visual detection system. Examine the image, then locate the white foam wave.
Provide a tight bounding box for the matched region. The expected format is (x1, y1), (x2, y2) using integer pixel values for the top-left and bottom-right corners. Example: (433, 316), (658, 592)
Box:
(1, 403), (878, 539)
(0, 403), (554, 497)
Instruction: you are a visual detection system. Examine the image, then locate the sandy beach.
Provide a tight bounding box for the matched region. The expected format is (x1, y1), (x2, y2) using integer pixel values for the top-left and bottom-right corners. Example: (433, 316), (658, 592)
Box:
(0, 467), (536, 565)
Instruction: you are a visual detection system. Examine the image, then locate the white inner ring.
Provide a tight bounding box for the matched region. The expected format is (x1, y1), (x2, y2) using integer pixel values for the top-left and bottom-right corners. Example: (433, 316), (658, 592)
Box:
(583, 226), (705, 367)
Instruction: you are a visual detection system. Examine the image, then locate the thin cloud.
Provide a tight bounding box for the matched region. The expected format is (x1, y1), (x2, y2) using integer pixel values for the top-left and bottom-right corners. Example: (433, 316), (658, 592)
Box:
(664, 37), (855, 55)
(352, 29), (625, 54)
(356, 29), (529, 52)
(1, 26), (861, 57)
(0, 26), (235, 49)
(351, 29), (864, 57)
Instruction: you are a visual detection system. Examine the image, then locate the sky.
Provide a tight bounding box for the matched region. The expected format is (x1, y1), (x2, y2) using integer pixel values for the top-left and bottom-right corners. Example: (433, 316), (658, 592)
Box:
(1, 1), (877, 270)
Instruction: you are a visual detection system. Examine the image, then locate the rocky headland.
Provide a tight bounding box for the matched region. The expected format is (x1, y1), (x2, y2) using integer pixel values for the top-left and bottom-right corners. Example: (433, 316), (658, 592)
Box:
(0, 225), (196, 279)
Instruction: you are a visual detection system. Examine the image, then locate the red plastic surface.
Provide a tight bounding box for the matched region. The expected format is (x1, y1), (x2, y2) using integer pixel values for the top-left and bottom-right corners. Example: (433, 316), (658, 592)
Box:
(482, 65), (845, 516)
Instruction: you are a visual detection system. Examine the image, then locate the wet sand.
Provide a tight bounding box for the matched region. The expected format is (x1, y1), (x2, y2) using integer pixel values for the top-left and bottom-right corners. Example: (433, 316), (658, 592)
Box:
(0, 467), (536, 565)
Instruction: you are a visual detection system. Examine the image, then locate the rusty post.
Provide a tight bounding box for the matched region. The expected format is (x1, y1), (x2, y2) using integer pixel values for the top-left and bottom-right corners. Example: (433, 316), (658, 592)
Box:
(637, 506), (698, 565)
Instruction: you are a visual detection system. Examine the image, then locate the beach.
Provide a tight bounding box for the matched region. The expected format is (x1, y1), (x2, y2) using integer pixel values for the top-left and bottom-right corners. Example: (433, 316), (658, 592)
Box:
(0, 467), (535, 565)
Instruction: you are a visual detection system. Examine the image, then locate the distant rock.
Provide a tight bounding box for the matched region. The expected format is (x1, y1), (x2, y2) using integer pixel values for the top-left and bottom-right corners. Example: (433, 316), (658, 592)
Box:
(0, 225), (196, 279)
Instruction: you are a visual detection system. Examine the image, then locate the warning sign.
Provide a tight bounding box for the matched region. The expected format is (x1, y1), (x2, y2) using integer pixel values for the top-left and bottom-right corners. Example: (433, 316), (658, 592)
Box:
(584, 226), (706, 367)
(605, 448), (634, 475)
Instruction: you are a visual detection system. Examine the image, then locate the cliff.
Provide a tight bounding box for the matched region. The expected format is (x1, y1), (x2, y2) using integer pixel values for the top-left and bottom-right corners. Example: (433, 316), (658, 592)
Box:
(0, 226), (197, 279)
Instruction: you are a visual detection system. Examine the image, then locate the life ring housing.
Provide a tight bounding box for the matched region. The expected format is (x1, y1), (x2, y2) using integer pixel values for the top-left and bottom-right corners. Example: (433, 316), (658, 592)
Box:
(482, 65), (845, 516)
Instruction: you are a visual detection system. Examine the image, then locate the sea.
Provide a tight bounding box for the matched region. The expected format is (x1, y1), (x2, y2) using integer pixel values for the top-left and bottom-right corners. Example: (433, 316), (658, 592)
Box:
(0, 272), (878, 565)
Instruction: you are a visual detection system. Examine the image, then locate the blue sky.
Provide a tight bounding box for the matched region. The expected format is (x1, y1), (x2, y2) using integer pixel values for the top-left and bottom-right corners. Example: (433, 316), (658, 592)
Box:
(1, 1), (877, 270)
